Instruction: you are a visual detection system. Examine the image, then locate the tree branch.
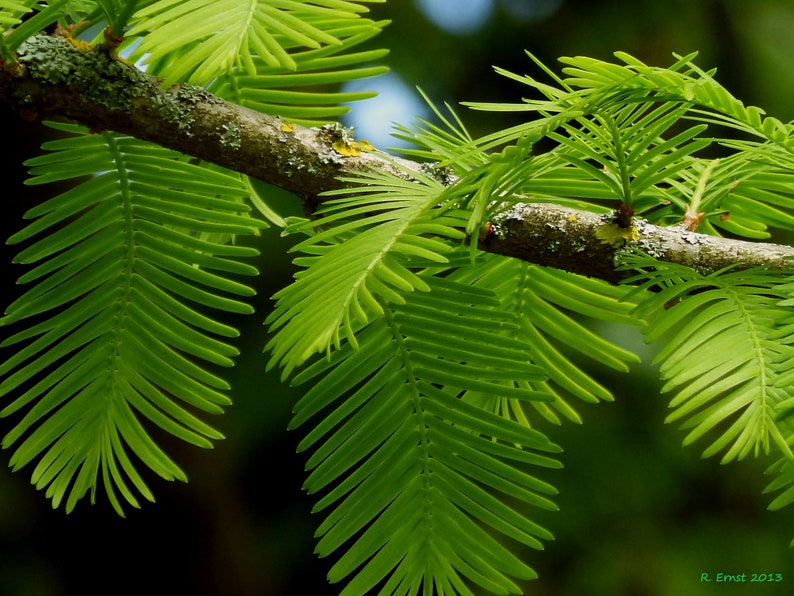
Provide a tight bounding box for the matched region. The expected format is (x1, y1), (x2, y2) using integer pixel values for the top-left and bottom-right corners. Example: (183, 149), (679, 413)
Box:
(0, 34), (415, 205)
(2, 33), (793, 283)
(483, 203), (794, 283)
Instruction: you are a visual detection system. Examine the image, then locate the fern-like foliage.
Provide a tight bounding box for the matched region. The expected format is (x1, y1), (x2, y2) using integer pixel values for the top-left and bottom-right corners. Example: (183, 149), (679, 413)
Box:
(130, 0), (384, 77)
(463, 50), (794, 239)
(266, 164), (467, 376)
(0, 122), (262, 513)
(209, 28), (389, 126)
(449, 257), (642, 425)
(127, 0), (389, 125)
(288, 275), (561, 594)
(621, 252), (794, 463)
(762, 276), (794, 532)
(619, 253), (794, 544)
(0, 0), (389, 514)
(265, 106), (649, 591)
(544, 101), (710, 211)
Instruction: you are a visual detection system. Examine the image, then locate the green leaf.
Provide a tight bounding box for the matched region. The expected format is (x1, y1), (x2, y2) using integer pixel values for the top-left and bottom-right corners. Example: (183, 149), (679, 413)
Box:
(623, 254), (794, 464)
(0, 123), (263, 513)
(129, 0), (388, 96)
(266, 164), (466, 376)
(456, 258), (641, 425)
(287, 276), (561, 594)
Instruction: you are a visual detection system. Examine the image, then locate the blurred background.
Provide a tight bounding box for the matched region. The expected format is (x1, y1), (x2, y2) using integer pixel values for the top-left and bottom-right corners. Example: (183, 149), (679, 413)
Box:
(2, 1), (794, 594)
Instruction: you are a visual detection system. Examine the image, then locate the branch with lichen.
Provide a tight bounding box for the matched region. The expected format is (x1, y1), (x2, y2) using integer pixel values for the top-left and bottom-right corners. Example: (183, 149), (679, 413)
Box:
(483, 203), (794, 283)
(1, 33), (793, 284)
(0, 34), (415, 205)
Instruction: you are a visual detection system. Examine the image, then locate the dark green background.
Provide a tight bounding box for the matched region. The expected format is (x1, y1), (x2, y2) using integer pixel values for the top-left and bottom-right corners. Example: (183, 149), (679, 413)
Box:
(1, 1), (794, 594)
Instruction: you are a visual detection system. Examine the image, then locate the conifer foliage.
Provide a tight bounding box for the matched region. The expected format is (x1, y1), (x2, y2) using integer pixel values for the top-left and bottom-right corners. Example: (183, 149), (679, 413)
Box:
(2, 2), (794, 594)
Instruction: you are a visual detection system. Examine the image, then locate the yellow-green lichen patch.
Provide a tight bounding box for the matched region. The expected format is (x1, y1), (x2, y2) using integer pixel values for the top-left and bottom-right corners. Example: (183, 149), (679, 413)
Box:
(16, 34), (150, 111)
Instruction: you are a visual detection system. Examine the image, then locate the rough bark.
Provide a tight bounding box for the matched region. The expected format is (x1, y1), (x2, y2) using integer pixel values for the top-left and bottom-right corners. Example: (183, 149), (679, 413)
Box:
(2, 33), (793, 283)
(484, 203), (794, 283)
